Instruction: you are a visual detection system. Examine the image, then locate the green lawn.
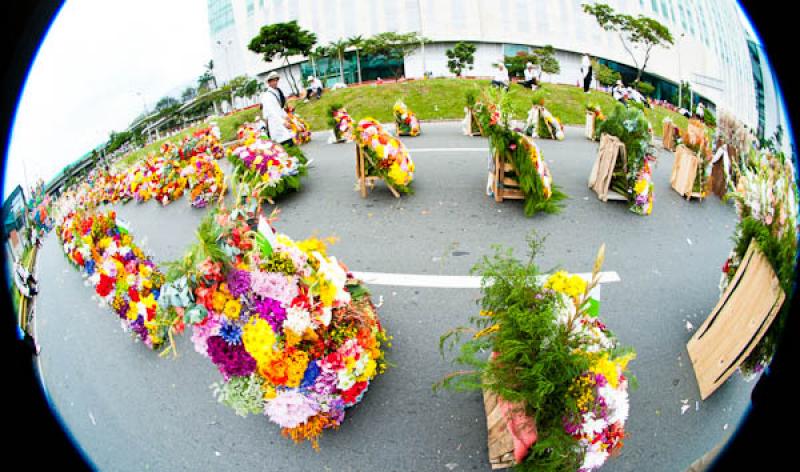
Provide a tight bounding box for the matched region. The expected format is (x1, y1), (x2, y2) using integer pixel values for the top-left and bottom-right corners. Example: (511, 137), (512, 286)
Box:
(112, 79), (689, 172)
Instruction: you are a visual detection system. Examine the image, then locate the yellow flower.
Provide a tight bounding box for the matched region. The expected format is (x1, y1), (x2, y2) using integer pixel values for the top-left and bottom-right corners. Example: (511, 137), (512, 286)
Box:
(634, 179), (648, 195)
(223, 299), (242, 319)
(211, 291), (228, 313)
(242, 318), (276, 365)
(261, 383), (277, 400)
(387, 162), (408, 186)
(357, 358), (377, 382)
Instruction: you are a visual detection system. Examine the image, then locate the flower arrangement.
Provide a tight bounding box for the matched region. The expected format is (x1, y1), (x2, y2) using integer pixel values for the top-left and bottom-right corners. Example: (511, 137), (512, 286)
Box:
(354, 118), (415, 193)
(56, 210), (182, 350)
(170, 189), (389, 448)
(286, 106), (312, 145)
(393, 100), (421, 136)
(327, 104), (354, 143)
(228, 124), (309, 203)
(478, 88), (567, 216)
(595, 104), (658, 215)
(718, 146), (798, 377)
(437, 236), (635, 471)
(538, 106), (565, 141)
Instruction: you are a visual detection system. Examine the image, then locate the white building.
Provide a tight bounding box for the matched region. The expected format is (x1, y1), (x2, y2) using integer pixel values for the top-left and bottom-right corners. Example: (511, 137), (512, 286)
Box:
(206, 0), (785, 138)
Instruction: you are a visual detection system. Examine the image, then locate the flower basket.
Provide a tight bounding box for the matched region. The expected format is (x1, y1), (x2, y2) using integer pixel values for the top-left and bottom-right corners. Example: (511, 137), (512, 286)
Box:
(354, 118), (415, 198)
(393, 100), (421, 136)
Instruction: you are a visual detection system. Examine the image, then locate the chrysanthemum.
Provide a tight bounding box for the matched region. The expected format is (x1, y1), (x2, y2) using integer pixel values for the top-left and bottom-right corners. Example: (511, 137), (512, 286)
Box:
(264, 390), (319, 429)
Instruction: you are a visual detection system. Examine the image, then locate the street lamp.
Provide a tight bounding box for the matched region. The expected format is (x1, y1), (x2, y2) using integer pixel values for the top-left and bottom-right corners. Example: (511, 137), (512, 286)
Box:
(677, 33), (684, 109)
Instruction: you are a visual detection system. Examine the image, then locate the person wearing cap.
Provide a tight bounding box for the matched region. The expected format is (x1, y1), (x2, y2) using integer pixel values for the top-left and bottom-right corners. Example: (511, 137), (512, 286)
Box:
(304, 75), (323, 102)
(612, 79), (626, 103)
(490, 62), (509, 90)
(260, 71), (294, 146)
(519, 62), (540, 90)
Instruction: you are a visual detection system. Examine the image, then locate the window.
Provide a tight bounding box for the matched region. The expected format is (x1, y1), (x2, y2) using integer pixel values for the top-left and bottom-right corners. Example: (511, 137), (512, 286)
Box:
(207, 0), (234, 34)
(503, 44), (530, 58)
(246, 0), (254, 16)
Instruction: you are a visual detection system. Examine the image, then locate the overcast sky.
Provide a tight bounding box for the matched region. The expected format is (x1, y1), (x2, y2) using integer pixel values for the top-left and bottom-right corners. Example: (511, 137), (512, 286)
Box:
(4, 0), (211, 200)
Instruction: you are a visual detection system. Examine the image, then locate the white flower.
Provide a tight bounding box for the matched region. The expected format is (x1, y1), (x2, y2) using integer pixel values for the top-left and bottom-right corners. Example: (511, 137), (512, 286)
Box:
(313, 252), (351, 305)
(337, 370), (356, 391)
(317, 307), (332, 327)
(581, 441), (610, 470)
(599, 384), (630, 425)
(284, 305), (312, 336)
(581, 412), (607, 436)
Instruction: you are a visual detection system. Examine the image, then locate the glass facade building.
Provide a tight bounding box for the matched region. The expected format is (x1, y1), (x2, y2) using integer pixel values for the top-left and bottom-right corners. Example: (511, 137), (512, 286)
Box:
(208, 0), (766, 130)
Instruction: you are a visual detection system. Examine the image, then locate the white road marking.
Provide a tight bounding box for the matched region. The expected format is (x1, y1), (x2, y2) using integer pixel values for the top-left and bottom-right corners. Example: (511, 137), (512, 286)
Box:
(406, 148), (486, 153)
(350, 271), (620, 289)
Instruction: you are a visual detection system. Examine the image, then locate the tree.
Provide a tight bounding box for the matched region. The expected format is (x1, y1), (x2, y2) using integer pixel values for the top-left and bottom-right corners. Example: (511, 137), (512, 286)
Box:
(635, 81), (655, 97)
(348, 35), (365, 83)
(582, 2), (673, 84)
(445, 42), (476, 77)
(181, 86), (197, 102)
(327, 39), (349, 85)
(672, 80), (693, 110)
(248, 20), (317, 95)
(533, 45), (560, 77)
(361, 32), (429, 78)
(155, 96), (180, 112)
(593, 60), (621, 87)
(197, 71), (215, 92)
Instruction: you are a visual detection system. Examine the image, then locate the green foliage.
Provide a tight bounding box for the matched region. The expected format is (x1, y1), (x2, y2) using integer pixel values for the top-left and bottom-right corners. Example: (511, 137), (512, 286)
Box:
(730, 216), (797, 372)
(582, 2), (673, 83)
(505, 53), (538, 78)
(436, 235), (588, 471)
(327, 103), (345, 129)
(248, 21), (317, 94)
(671, 81), (693, 110)
(635, 81), (655, 97)
(211, 374), (266, 417)
(703, 107), (716, 127)
(596, 103), (654, 197)
(533, 45), (560, 75)
(446, 42), (477, 77)
(228, 147), (309, 202)
(593, 61), (621, 87)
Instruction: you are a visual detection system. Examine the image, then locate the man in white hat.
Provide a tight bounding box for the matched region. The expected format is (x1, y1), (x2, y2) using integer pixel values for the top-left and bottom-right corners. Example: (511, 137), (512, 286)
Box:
(260, 71), (294, 146)
(304, 75), (323, 102)
(612, 79), (626, 103)
(520, 61), (539, 90)
(490, 61), (509, 90)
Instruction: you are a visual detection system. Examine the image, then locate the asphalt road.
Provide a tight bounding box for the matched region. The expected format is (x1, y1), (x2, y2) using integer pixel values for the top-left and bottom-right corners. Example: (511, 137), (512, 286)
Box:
(33, 121), (752, 471)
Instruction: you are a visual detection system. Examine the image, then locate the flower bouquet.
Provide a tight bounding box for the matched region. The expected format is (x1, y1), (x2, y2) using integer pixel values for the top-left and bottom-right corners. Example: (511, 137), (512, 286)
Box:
(328, 104), (354, 143)
(183, 154), (225, 208)
(718, 147), (797, 377)
(286, 106), (312, 145)
(56, 209), (182, 350)
(586, 104), (605, 140)
(538, 106), (565, 141)
(354, 118), (415, 193)
(393, 100), (421, 137)
(228, 125), (309, 203)
(173, 189), (389, 448)
(437, 237), (635, 471)
(595, 104), (658, 215)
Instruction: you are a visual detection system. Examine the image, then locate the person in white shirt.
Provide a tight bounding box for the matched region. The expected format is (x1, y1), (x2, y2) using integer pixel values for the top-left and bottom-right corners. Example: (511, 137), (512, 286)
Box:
(260, 71), (294, 147)
(491, 62), (509, 90)
(696, 102), (705, 119)
(581, 53), (593, 93)
(612, 80), (626, 103)
(304, 75), (323, 102)
(520, 62), (539, 90)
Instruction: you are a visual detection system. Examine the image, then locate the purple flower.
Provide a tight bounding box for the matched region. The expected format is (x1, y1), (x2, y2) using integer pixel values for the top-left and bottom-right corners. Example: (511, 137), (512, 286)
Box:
(311, 370), (338, 395)
(227, 269), (251, 298)
(130, 315), (149, 341)
(594, 373), (608, 388)
(255, 297), (287, 332)
(117, 300), (129, 319)
(206, 335), (257, 377)
(635, 194), (648, 205)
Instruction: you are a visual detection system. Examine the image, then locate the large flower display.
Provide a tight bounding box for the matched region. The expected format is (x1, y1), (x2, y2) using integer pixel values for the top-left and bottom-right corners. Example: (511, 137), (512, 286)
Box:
(472, 88), (567, 216)
(175, 193), (389, 448)
(57, 210), (182, 350)
(228, 124), (308, 203)
(328, 104), (354, 143)
(595, 104), (657, 216)
(438, 239), (634, 471)
(393, 100), (421, 137)
(354, 118), (415, 193)
(719, 145), (798, 377)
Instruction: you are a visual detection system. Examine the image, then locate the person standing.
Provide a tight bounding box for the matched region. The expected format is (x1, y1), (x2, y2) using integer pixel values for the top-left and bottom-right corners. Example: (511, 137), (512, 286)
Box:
(260, 71), (294, 147)
(581, 53), (593, 93)
(491, 62), (509, 90)
(696, 102), (705, 120)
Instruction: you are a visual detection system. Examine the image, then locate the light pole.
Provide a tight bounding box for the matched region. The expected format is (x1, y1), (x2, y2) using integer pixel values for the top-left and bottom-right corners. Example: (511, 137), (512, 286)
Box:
(677, 33), (684, 108)
(217, 39), (234, 111)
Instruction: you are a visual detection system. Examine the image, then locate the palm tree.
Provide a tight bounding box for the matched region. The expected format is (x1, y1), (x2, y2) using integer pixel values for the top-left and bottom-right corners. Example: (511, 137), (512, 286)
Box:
(327, 39), (349, 85)
(309, 45), (328, 80)
(348, 35), (364, 83)
(205, 60), (218, 89)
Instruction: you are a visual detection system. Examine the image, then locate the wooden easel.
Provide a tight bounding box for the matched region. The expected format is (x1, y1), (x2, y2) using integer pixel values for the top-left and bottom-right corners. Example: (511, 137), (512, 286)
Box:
(490, 139), (528, 203)
(355, 144), (400, 198)
(687, 240), (785, 399)
(662, 121), (679, 151)
(670, 144), (704, 200)
(465, 108), (485, 137)
(585, 111), (596, 140)
(588, 134), (628, 202)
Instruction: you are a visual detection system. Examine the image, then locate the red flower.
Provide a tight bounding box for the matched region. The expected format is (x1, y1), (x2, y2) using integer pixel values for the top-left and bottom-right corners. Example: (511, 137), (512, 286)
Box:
(128, 287), (140, 303)
(96, 274), (115, 297)
(341, 381), (368, 405)
(722, 259), (730, 273)
(146, 306), (156, 321)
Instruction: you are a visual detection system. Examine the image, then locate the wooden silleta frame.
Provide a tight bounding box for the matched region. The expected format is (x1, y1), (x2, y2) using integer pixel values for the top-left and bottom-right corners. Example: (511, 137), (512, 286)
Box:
(687, 240), (785, 400)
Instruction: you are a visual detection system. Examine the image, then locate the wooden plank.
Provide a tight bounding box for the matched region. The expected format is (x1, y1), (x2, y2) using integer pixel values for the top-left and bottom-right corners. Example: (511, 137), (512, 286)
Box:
(588, 134), (625, 202)
(672, 145), (700, 198)
(606, 190), (628, 201)
(483, 389), (516, 470)
(502, 177), (520, 187)
(687, 241), (785, 399)
(585, 112), (595, 140)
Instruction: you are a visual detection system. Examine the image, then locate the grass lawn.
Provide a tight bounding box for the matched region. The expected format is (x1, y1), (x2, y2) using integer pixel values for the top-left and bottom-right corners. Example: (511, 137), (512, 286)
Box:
(112, 78), (690, 171)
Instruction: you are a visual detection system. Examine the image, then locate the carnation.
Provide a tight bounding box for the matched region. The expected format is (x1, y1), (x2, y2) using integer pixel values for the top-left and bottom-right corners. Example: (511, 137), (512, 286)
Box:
(250, 271), (298, 304)
(206, 335), (257, 378)
(284, 305), (313, 336)
(264, 390), (319, 429)
(227, 269), (251, 298)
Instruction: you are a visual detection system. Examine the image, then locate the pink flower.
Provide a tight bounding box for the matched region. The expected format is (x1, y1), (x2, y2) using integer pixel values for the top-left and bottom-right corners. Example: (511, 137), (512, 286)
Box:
(264, 390), (319, 428)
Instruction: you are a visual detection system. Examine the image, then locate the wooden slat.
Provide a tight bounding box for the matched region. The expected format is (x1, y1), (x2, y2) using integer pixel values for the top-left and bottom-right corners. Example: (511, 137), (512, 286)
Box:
(483, 389), (516, 469)
(672, 145), (700, 198)
(687, 241), (785, 399)
(502, 177), (520, 187)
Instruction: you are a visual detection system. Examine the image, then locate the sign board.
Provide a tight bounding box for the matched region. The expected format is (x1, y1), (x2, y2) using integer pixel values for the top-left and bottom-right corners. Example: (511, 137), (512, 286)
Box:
(687, 241), (785, 399)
